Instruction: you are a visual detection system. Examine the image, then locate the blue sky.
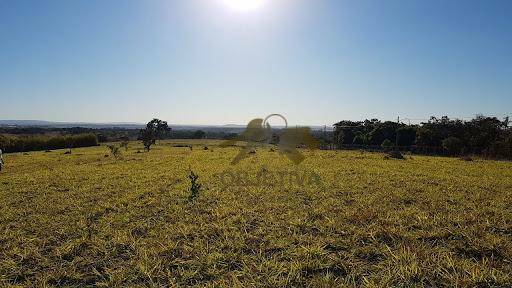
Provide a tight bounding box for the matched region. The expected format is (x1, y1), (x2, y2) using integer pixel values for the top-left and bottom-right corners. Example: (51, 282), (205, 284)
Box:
(1, 0), (511, 125)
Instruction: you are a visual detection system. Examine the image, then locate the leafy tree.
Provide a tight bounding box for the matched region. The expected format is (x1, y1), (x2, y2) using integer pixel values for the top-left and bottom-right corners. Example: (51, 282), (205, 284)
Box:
(193, 130), (206, 139)
(138, 119), (171, 151)
(352, 134), (365, 145)
(488, 133), (512, 158)
(368, 121), (398, 146)
(442, 137), (464, 155)
(381, 139), (393, 151)
(333, 120), (362, 147)
(396, 126), (417, 146)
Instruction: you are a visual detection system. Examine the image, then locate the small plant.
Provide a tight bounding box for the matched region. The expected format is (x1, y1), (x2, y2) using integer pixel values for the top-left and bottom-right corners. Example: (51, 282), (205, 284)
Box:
(85, 214), (96, 241)
(107, 145), (122, 159)
(188, 170), (202, 200)
(120, 141), (129, 151)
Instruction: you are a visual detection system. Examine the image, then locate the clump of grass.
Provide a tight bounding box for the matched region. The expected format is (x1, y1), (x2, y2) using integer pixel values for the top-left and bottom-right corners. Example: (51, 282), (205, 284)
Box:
(460, 156), (473, 161)
(85, 214), (95, 241)
(188, 170), (201, 200)
(386, 150), (405, 160)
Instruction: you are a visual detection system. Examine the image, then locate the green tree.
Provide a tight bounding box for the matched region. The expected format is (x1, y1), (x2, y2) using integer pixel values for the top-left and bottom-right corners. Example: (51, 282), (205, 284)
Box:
(193, 130), (206, 139)
(442, 137), (464, 155)
(381, 139), (393, 151)
(138, 119), (171, 151)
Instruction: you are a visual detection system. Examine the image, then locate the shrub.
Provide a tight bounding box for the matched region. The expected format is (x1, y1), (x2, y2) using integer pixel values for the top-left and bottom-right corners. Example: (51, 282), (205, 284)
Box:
(107, 145), (122, 159)
(188, 170), (201, 200)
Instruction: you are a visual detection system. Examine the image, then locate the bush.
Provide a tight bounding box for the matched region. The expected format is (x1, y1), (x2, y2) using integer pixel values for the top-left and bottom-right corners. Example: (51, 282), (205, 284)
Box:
(107, 145), (122, 159)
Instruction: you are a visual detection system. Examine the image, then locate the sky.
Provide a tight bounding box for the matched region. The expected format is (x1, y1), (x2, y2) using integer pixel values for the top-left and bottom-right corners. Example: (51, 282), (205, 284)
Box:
(1, 0), (511, 126)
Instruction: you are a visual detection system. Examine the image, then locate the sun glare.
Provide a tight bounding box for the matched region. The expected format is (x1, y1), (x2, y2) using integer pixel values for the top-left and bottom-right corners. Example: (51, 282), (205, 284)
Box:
(221, 0), (266, 12)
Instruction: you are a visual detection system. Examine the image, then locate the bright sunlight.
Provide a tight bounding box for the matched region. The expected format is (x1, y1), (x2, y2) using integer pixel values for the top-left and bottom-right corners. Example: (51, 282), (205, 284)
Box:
(221, 0), (266, 12)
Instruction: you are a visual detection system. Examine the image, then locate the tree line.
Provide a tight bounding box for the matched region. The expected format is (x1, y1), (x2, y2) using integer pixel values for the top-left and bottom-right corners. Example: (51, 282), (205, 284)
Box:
(2, 115), (511, 159)
(333, 116), (512, 158)
(0, 134), (98, 153)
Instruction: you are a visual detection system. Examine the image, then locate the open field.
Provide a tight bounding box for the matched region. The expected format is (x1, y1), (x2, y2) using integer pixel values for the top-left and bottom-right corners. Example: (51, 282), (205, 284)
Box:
(1, 140), (511, 287)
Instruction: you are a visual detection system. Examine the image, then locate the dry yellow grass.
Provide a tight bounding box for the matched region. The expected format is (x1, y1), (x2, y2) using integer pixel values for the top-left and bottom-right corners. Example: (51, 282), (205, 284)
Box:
(0, 140), (511, 287)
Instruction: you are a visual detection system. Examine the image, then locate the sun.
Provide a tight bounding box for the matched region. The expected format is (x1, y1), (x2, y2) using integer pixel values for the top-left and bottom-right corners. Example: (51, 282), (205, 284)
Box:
(221, 0), (266, 12)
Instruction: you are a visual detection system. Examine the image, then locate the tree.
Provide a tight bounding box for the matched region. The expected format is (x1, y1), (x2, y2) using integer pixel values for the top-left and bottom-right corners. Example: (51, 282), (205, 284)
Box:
(396, 126), (417, 146)
(193, 130), (206, 139)
(381, 139), (393, 151)
(368, 121), (398, 146)
(138, 119), (171, 151)
(442, 137), (464, 155)
(352, 134), (365, 145)
(333, 120), (362, 148)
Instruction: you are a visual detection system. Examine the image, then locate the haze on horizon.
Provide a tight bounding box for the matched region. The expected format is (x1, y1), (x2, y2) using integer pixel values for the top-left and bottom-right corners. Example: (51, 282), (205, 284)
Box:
(1, 0), (511, 126)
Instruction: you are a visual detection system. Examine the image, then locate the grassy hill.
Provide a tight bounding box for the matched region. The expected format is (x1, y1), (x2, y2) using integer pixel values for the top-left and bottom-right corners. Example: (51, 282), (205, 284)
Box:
(1, 141), (511, 287)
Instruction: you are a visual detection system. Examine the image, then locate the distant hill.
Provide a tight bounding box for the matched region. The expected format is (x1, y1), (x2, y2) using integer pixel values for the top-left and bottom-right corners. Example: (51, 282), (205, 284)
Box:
(0, 120), (145, 129)
(0, 120), (332, 131)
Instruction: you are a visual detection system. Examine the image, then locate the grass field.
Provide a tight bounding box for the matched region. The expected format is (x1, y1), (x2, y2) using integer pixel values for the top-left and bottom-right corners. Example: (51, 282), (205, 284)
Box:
(1, 140), (511, 287)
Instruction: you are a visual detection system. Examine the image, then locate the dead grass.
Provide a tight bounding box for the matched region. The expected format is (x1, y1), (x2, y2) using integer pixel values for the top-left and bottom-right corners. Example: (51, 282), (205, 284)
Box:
(0, 140), (511, 287)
